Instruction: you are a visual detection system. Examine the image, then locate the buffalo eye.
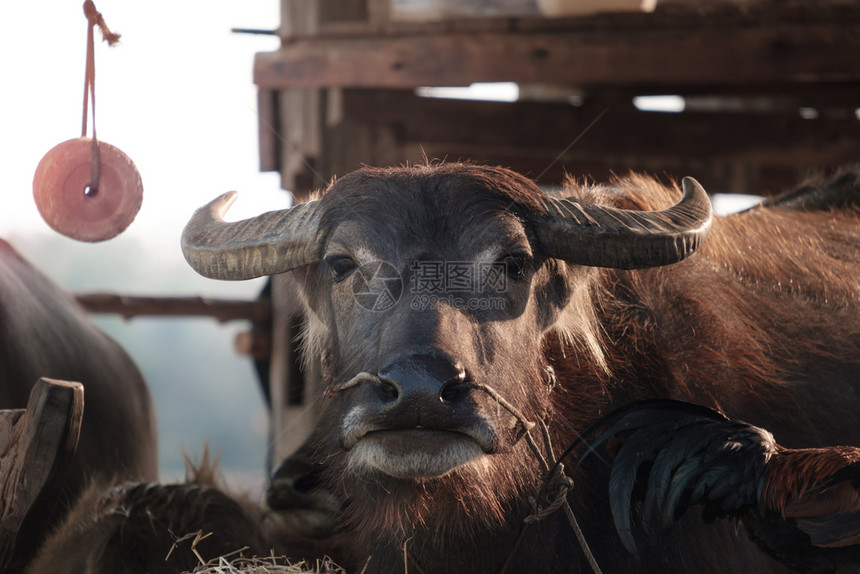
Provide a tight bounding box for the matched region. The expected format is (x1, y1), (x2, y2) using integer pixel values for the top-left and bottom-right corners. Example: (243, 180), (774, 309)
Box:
(500, 253), (529, 279)
(326, 255), (358, 282)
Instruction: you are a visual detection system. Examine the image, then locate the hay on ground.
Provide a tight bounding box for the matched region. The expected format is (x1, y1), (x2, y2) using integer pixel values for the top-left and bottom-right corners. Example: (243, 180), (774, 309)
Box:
(182, 555), (346, 574)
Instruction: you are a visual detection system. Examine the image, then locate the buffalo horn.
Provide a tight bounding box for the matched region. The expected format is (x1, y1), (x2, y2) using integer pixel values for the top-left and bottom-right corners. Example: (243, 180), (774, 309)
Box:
(181, 192), (322, 280)
(535, 177), (713, 269)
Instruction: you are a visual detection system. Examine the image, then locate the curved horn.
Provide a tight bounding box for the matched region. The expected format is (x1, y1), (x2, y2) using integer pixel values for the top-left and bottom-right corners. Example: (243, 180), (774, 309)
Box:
(535, 177), (713, 269)
(181, 192), (323, 280)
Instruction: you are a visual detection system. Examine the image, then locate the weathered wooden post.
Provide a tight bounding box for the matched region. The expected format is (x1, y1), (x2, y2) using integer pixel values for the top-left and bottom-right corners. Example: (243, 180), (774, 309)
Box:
(0, 378), (84, 570)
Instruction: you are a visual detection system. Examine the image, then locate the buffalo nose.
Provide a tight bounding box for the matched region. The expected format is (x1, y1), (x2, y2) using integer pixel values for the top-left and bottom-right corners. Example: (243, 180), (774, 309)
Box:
(376, 352), (468, 406)
(267, 455), (321, 510)
(266, 452), (341, 539)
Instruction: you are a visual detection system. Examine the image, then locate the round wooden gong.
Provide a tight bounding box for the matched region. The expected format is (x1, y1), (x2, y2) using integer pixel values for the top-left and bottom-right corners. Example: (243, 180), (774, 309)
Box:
(33, 137), (142, 242)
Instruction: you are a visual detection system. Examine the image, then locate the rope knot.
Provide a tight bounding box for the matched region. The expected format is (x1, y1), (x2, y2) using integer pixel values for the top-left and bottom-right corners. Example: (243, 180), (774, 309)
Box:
(524, 462), (574, 523)
(83, 0), (121, 45)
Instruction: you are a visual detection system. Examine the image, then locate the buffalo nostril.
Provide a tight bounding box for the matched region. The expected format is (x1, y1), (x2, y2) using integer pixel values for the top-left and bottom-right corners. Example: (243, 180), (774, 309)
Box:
(376, 353), (467, 405)
(439, 376), (469, 404)
(375, 379), (401, 403)
(268, 476), (314, 509)
(439, 383), (466, 403)
(293, 468), (322, 494)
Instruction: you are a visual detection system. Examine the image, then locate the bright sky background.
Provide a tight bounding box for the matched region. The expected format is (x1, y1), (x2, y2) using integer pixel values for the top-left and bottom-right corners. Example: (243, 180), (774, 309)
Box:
(1, 1), (285, 250)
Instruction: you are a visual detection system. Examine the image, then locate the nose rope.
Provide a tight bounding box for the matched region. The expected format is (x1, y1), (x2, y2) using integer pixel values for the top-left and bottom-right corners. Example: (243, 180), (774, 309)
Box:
(464, 382), (603, 574)
(325, 371), (379, 396)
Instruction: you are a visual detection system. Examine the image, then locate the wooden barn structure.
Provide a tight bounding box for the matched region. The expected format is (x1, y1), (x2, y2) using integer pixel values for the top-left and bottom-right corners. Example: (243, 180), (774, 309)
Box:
(252, 0), (860, 462)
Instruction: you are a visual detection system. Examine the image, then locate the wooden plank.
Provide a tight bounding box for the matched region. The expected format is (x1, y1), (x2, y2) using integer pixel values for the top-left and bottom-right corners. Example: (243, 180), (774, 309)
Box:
(390, 0), (540, 22)
(74, 294), (272, 323)
(393, 142), (802, 195)
(269, 275), (320, 465)
(0, 378), (84, 570)
(258, 89), (281, 173)
(339, 89), (860, 165)
(280, 0), (319, 38)
(504, 0), (860, 35)
(255, 20), (860, 90)
(386, 0), (791, 22)
(320, 0), (369, 23)
(279, 89), (327, 192)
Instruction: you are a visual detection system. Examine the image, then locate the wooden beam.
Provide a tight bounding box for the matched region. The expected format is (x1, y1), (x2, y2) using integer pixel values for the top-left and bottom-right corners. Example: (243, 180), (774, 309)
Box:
(234, 330), (273, 360)
(255, 20), (860, 90)
(74, 294), (271, 324)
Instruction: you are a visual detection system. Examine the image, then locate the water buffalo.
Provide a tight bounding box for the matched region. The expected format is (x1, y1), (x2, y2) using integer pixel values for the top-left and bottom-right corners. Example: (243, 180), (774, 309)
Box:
(0, 240), (158, 567)
(182, 163), (860, 573)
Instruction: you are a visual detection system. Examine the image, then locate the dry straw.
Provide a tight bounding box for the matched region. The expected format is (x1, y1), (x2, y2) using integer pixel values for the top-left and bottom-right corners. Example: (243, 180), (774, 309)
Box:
(182, 554), (347, 574)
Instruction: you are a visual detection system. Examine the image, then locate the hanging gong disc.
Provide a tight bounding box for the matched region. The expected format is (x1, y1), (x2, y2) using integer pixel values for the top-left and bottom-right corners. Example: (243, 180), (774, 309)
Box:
(33, 137), (143, 242)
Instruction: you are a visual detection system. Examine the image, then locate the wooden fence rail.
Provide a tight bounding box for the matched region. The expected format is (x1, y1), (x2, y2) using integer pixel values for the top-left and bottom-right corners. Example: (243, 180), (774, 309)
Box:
(74, 294), (271, 324)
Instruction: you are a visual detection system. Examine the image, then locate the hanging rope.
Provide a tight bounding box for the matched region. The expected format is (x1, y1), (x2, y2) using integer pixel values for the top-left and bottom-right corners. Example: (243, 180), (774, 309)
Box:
(464, 382), (604, 574)
(80, 0), (120, 195)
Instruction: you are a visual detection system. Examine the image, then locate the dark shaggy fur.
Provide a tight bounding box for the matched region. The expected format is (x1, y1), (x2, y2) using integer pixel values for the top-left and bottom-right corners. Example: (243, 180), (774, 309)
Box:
(25, 453), (266, 574)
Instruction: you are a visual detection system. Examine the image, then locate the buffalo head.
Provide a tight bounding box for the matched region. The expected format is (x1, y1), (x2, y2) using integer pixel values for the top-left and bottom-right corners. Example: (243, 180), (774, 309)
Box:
(182, 164), (711, 540)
